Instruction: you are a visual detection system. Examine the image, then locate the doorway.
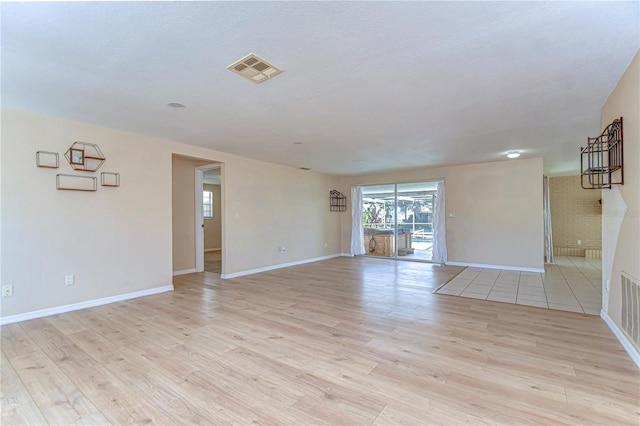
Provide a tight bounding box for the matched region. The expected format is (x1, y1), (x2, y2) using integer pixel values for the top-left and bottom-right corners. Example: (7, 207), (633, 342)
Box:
(195, 164), (223, 274)
(359, 180), (441, 262)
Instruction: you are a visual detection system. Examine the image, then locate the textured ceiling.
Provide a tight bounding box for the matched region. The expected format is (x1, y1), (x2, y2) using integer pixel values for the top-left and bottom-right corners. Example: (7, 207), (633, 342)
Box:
(2, 2), (638, 176)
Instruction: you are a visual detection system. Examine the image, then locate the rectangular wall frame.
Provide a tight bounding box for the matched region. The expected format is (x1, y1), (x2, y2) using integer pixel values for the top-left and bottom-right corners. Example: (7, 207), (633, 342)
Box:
(56, 174), (97, 191)
(36, 151), (59, 169)
(101, 172), (120, 187)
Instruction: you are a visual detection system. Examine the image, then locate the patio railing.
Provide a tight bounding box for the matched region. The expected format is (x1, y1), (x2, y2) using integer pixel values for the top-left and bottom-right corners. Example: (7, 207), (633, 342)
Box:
(364, 222), (433, 242)
(364, 222), (433, 233)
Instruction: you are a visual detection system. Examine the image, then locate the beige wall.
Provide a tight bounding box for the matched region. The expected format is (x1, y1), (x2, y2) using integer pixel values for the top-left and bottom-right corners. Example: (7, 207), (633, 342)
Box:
(204, 184), (222, 250)
(224, 157), (341, 272)
(339, 157), (544, 270)
(601, 52), (639, 335)
(1, 108), (341, 319)
(2, 109), (173, 317)
(549, 175), (602, 254)
(171, 156), (212, 272)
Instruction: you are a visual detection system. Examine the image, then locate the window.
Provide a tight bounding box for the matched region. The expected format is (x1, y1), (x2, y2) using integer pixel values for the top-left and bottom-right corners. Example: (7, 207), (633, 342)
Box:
(203, 190), (213, 219)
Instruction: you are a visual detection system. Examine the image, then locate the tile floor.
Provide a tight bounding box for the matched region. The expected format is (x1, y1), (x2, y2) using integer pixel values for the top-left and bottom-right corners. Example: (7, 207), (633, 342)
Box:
(436, 256), (602, 315)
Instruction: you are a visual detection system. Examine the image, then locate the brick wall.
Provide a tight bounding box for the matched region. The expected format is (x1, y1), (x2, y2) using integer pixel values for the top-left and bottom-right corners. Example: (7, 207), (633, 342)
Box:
(549, 175), (602, 255)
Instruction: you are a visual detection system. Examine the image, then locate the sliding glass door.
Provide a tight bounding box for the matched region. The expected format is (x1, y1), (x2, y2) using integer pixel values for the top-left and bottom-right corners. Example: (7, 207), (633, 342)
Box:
(397, 182), (435, 261)
(362, 184), (396, 257)
(360, 181), (439, 262)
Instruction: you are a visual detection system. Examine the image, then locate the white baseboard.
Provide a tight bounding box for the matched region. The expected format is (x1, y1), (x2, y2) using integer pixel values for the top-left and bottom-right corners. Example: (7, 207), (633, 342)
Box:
(204, 248), (221, 252)
(601, 310), (640, 369)
(341, 253), (355, 257)
(173, 268), (196, 276)
(446, 261), (544, 274)
(0, 285), (174, 326)
(221, 254), (342, 279)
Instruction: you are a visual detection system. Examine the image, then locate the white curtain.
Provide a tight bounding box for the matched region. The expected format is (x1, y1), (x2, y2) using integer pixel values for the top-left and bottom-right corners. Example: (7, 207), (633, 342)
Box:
(432, 180), (447, 263)
(350, 186), (365, 255)
(543, 176), (554, 263)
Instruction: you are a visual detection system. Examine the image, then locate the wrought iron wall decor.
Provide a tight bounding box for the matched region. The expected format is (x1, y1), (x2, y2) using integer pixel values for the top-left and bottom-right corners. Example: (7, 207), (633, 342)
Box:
(100, 172), (120, 187)
(36, 151), (59, 168)
(56, 174), (97, 191)
(64, 141), (105, 172)
(330, 190), (347, 212)
(581, 117), (624, 189)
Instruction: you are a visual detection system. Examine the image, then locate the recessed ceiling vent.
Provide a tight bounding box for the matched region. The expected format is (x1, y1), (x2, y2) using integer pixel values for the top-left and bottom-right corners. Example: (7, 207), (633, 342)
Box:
(227, 53), (283, 84)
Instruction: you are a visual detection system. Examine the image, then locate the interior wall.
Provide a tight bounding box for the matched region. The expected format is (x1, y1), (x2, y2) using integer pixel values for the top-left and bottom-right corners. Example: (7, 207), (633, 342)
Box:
(1, 108), (342, 319)
(204, 183), (222, 250)
(1, 109), (174, 318)
(549, 175), (602, 254)
(339, 157), (544, 270)
(223, 157), (341, 273)
(600, 51), (639, 335)
(172, 156), (212, 272)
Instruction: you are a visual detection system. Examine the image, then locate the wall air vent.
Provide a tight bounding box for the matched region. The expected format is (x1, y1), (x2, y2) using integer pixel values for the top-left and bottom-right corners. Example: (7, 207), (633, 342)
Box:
(621, 271), (640, 351)
(227, 53), (283, 84)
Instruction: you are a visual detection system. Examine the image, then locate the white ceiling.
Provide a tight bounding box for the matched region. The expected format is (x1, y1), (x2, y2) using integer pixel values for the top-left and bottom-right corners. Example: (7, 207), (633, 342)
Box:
(2, 2), (638, 176)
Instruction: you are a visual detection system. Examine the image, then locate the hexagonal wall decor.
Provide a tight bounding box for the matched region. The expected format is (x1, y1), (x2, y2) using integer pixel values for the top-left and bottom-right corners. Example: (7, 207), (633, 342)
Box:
(64, 141), (105, 172)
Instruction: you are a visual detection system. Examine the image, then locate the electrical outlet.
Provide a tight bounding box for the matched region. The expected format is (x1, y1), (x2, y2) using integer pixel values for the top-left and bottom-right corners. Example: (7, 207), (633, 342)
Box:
(280, 246), (286, 253)
(324, 242), (328, 248)
(65, 274), (74, 286)
(448, 212), (456, 218)
(577, 240), (582, 245)
(2, 285), (13, 297)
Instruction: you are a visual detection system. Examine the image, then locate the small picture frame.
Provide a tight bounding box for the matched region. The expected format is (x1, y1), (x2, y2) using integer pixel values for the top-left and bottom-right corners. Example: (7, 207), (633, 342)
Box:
(70, 148), (84, 165)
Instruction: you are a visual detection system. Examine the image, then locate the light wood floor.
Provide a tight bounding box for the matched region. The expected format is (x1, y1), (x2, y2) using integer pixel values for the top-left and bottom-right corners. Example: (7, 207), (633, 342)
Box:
(204, 250), (222, 274)
(2, 257), (638, 425)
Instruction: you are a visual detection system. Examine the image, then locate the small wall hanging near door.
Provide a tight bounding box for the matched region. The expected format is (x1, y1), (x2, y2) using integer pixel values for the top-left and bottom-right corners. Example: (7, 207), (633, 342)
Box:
(330, 190), (347, 212)
(580, 117), (623, 189)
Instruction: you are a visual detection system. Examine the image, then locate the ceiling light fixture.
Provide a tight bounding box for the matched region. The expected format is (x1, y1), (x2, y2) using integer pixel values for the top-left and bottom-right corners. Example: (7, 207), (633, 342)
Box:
(167, 102), (186, 110)
(293, 142), (303, 145)
(507, 151), (521, 159)
(227, 53), (283, 84)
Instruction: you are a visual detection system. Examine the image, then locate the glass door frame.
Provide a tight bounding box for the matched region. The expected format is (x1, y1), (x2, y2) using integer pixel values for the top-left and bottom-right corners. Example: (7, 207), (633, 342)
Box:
(360, 181), (438, 263)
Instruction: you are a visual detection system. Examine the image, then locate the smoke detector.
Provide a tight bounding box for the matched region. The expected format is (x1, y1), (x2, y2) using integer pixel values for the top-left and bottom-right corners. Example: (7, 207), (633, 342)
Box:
(227, 53), (283, 84)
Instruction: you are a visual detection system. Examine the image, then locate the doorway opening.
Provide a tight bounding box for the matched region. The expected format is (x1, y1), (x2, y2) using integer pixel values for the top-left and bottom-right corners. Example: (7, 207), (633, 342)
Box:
(195, 164), (223, 275)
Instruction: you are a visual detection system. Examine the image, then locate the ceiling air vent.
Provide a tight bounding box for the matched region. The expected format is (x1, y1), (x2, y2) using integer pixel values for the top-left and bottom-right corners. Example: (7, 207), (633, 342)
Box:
(227, 53), (283, 84)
